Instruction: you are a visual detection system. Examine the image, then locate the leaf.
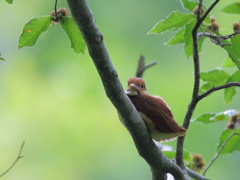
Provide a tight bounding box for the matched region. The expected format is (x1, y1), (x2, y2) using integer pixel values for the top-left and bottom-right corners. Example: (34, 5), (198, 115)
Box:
(18, 16), (52, 49)
(165, 28), (185, 45)
(148, 11), (195, 34)
(0, 53), (4, 61)
(180, 0), (199, 12)
(184, 19), (196, 58)
(200, 69), (230, 82)
(221, 2), (240, 14)
(222, 57), (237, 68)
(60, 16), (86, 54)
(194, 110), (237, 123)
(163, 150), (191, 165)
(231, 34), (240, 59)
(224, 71), (240, 103)
(6, 0), (13, 4)
(216, 129), (240, 155)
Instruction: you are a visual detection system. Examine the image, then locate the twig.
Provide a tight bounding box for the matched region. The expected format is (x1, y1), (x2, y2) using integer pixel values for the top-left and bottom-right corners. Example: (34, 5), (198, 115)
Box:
(203, 126), (239, 176)
(198, 82), (240, 101)
(135, 55), (156, 78)
(0, 141), (25, 177)
(54, 0), (58, 13)
(186, 167), (210, 180)
(176, 0), (220, 170)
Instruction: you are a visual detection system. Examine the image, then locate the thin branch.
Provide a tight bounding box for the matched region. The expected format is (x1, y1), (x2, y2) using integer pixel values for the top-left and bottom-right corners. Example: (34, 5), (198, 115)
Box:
(186, 167), (210, 180)
(66, 0), (186, 179)
(0, 141), (25, 177)
(176, 0), (220, 170)
(54, 0), (58, 13)
(203, 126), (239, 176)
(198, 82), (240, 101)
(135, 55), (156, 78)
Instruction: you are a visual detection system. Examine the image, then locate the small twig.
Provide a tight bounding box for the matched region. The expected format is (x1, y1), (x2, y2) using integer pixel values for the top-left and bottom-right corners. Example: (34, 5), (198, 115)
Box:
(0, 141), (25, 177)
(186, 167), (210, 180)
(203, 126), (239, 176)
(198, 30), (240, 47)
(176, 0), (220, 170)
(54, 0), (58, 13)
(198, 82), (240, 101)
(135, 55), (156, 78)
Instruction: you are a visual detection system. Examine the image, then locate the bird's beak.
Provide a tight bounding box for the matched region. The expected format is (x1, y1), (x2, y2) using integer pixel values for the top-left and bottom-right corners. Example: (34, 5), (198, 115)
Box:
(126, 83), (140, 95)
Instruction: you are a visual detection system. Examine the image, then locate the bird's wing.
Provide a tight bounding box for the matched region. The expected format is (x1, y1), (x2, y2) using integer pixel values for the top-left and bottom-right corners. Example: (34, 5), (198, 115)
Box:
(128, 95), (186, 133)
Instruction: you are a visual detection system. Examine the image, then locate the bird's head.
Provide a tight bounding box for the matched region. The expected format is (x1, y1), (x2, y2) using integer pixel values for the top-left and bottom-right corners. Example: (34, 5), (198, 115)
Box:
(126, 77), (148, 96)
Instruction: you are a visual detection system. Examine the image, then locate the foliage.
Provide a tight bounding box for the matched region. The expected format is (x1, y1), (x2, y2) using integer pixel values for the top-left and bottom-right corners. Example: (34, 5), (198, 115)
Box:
(5, 0), (13, 4)
(18, 8), (86, 53)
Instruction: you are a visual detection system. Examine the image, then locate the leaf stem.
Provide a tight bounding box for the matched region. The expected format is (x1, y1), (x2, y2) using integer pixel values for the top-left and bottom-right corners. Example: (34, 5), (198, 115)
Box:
(0, 141), (25, 177)
(203, 126), (239, 176)
(54, 0), (58, 13)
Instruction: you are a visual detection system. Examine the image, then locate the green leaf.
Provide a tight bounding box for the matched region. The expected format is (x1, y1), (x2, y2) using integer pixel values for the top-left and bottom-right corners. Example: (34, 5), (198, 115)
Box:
(222, 57), (237, 68)
(200, 69), (230, 82)
(18, 16), (52, 49)
(165, 28), (185, 45)
(184, 19), (196, 58)
(221, 2), (240, 14)
(224, 71), (240, 103)
(60, 17), (86, 54)
(163, 150), (191, 165)
(216, 129), (240, 155)
(148, 11), (195, 34)
(231, 34), (240, 59)
(194, 110), (237, 123)
(180, 0), (199, 12)
(0, 53), (4, 61)
(6, 0), (13, 4)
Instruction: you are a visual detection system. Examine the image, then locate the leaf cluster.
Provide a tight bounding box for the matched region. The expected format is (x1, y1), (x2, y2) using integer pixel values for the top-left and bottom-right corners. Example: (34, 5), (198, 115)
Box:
(18, 8), (86, 54)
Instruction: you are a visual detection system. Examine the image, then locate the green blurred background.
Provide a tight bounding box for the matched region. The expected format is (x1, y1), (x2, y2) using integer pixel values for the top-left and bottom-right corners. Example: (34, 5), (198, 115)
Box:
(0, 0), (239, 179)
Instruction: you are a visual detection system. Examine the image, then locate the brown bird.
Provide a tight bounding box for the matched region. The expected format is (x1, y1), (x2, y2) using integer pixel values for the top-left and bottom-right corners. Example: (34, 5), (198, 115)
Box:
(125, 77), (187, 142)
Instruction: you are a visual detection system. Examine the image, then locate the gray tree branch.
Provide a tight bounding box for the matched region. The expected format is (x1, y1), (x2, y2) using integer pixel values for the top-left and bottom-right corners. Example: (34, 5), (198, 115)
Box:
(66, 0), (186, 179)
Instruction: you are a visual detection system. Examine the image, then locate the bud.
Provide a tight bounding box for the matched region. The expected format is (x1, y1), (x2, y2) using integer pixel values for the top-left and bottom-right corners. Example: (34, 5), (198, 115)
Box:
(50, 8), (69, 23)
(191, 154), (205, 172)
(227, 112), (240, 129)
(192, 6), (204, 16)
(210, 17), (216, 23)
(207, 21), (219, 33)
(233, 22), (240, 32)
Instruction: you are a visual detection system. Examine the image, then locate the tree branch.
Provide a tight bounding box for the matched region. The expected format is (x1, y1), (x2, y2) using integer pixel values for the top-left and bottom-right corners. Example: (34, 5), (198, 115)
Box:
(176, 0), (220, 171)
(198, 82), (240, 101)
(0, 141), (25, 177)
(66, 0), (186, 179)
(135, 55), (156, 78)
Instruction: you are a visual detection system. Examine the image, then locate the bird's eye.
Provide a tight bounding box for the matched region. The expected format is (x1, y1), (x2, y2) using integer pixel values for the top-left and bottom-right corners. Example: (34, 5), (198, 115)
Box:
(140, 84), (145, 88)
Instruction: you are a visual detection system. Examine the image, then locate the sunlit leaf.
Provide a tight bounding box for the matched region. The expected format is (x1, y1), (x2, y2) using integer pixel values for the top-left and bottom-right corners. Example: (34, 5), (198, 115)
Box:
(148, 11), (195, 34)
(6, 0), (13, 4)
(216, 129), (240, 155)
(194, 110), (237, 123)
(224, 71), (240, 103)
(184, 19), (196, 58)
(18, 16), (52, 49)
(165, 28), (185, 45)
(60, 16), (86, 54)
(222, 57), (236, 68)
(221, 2), (240, 14)
(180, 0), (199, 12)
(200, 69), (230, 82)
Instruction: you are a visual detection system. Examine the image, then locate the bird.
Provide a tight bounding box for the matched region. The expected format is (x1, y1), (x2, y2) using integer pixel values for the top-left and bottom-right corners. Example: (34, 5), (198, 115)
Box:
(125, 77), (187, 142)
